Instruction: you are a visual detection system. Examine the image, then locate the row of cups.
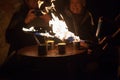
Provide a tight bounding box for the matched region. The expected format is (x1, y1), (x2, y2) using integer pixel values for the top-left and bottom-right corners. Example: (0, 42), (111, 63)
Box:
(38, 40), (81, 56)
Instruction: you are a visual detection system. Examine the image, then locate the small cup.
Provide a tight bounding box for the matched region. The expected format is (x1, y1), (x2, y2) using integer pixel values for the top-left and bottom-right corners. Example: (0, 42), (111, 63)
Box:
(38, 44), (47, 56)
(46, 40), (54, 50)
(58, 43), (66, 54)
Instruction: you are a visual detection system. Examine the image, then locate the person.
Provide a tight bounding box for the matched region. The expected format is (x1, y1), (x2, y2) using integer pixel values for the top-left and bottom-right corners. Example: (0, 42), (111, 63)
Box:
(6, 0), (51, 56)
(62, 0), (98, 48)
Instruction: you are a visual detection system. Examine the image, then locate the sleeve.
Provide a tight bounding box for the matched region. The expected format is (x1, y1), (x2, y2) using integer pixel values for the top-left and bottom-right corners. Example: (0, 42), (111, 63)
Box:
(79, 11), (98, 43)
(5, 12), (37, 50)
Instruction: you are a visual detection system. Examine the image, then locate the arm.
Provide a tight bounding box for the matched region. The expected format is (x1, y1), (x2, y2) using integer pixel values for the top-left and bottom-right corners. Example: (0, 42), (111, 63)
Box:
(78, 11), (97, 43)
(6, 11), (27, 43)
(6, 10), (37, 50)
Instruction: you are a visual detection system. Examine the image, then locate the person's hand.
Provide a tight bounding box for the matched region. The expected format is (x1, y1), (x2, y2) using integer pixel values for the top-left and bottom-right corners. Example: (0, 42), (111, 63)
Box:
(80, 41), (89, 48)
(24, 9), (37, 24)
(80, 41), (92, 54)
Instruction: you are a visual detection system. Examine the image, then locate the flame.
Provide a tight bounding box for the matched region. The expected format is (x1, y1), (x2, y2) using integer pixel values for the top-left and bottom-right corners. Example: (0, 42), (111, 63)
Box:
(23, 0), (80, 42)
(22, 27), (36, 32)
(44, 0), (56, 13)
(49, 13), (80, 42)
(37, 0), (56, 15)
(37, 0), (44, 9)
(46, 0), (80, 42)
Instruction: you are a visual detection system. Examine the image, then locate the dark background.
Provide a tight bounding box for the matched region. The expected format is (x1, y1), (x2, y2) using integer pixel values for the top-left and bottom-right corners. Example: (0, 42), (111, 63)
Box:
(55, 0), (120, 20)
(86, 0), (119, 19)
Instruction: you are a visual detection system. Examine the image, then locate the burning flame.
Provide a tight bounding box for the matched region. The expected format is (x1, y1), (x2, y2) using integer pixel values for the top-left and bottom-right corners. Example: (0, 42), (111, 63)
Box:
(22, 27), (36, 32)
(22, 0), (80, 42)
(45, 0), (56, 13)
(48, 0), (80, 42)
(38, 0), (44, 9)
(49, 13), (80, 42)
(37, 0), (56, 15)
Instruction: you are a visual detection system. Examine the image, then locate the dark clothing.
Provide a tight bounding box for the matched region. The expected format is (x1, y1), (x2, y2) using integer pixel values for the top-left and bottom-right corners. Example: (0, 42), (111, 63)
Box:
(6, 8), (36, 51)
(62, 8), (97, 43)
(6, 7), (47, 53)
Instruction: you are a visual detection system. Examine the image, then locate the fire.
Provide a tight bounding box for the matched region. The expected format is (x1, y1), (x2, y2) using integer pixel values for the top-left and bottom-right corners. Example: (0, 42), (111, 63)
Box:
(38, 0), (44, 9)
(48, 0), (80, 42)
(22, 27), (36, 32)
(49, 13), (80, 42)
(22, 0), (80, 42)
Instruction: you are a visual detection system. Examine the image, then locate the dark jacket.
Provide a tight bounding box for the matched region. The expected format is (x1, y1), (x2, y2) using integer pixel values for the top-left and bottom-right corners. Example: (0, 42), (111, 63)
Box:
(6, 7), (37, 53)
(62, 8), (97, 43)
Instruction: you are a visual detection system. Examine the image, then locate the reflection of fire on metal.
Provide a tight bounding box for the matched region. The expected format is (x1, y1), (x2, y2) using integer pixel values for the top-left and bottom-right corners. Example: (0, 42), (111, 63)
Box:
(22, 0), (80, 42)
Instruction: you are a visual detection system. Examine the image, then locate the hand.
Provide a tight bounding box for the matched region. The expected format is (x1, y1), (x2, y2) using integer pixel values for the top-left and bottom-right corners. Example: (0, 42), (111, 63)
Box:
(24, 9), (37, 24)
(80, 41), (89, 48)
